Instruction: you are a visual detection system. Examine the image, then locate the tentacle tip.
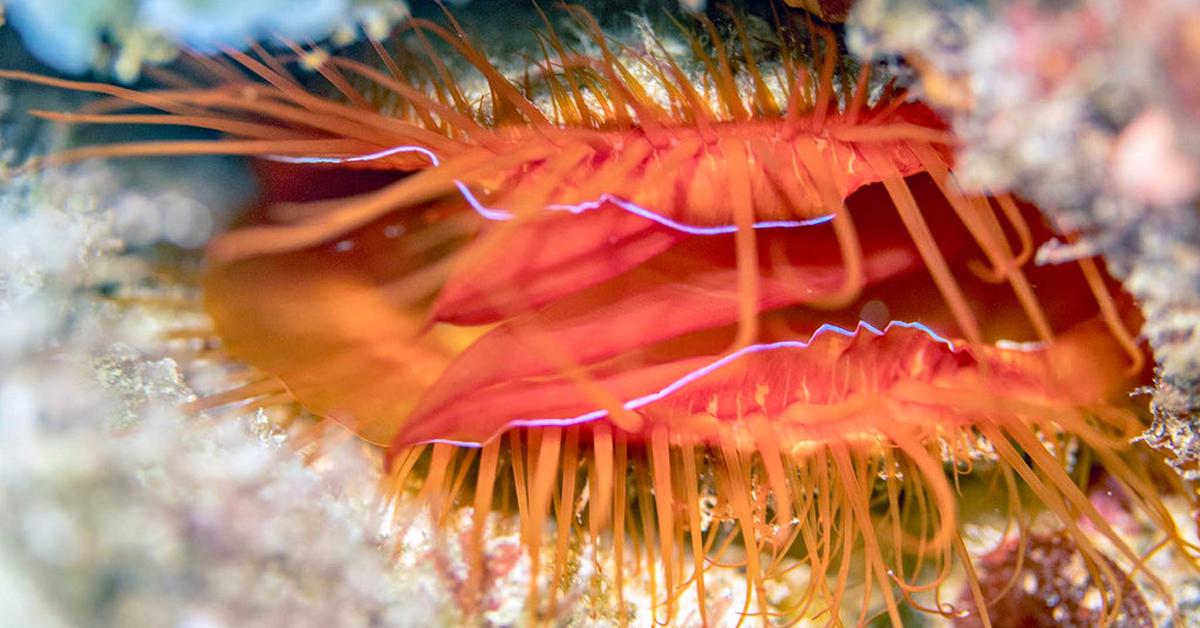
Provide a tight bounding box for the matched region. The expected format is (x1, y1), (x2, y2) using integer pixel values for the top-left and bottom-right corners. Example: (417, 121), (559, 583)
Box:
(204, 233), (250, 266)
(15, 155), (41, 174)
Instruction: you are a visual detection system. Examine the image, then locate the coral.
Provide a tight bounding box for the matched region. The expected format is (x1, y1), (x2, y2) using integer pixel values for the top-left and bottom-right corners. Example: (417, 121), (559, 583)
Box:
(955, 532), (1152, 628)
(0, 83), (449, 627)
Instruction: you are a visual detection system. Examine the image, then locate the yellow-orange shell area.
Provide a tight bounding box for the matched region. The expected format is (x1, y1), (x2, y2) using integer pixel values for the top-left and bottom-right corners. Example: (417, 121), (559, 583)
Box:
(5, 7), (1196, 625)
